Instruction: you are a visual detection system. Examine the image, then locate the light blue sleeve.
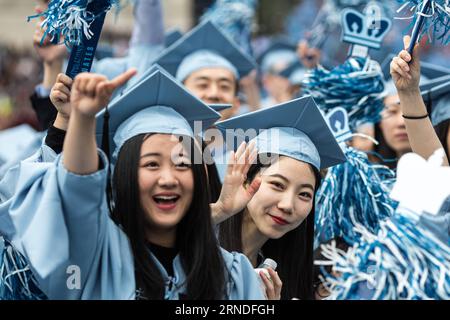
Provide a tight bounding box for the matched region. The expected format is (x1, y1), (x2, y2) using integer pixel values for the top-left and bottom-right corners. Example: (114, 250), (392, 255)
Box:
(0, 131), (45, 181)
(0, 138), (57, 201)
(419, 198), (450, 245)
(222, 249), (266, 300)
(130, 0), (164, 48)
(0, 139), (58, 237)
(6, 151), (135, 299)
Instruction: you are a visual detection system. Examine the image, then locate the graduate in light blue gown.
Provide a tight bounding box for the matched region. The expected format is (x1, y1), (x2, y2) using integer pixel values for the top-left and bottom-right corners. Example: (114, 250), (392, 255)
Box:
(3, 67), (264, 300)
(214, 96), (347, 299)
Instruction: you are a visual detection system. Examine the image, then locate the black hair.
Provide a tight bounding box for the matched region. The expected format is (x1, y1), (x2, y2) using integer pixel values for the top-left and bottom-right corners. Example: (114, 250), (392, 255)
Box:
(219, 155), (322, 300)
(372, 122), (398, 169)
(434, 118), (450, 162)
(201, 140), (223, 203)
(111, 134), (226, 299)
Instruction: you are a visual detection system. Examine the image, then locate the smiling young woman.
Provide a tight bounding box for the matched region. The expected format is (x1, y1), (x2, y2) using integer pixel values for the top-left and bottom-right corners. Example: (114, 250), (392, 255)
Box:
(4, 69), (265, 300)
(215, 96), (346, 300)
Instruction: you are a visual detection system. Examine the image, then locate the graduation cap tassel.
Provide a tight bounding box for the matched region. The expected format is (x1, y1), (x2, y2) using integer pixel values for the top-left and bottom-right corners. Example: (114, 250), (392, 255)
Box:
(302, 57), (385, 132)
(101, 106), (114, 214)
(396, 0), (450, 49)
(318, 208), (450, 299)
(0, 238), (47, 300)
(314, 147), (398, 248)
(101, 106), (110, 159)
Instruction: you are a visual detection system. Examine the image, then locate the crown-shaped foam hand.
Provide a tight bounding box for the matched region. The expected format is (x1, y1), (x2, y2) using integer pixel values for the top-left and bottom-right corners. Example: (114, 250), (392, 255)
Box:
(325, 107), (353, 145)
(341, 5), (392, 49)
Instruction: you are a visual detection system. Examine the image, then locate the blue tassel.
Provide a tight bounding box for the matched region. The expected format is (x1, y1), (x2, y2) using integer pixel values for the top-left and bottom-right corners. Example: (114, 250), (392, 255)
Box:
(302, 57), (385, 131)
(315, 146), (398, 247)
(200, 0), (258, 55)
(396, 0), (450, 45)
(0, 237), (47, 300)
(28, 0), (125, 47)
(317, 208), (450, 299)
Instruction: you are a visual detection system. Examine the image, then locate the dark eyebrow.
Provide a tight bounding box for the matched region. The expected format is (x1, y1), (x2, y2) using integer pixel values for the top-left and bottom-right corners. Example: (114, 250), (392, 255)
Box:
(299, 184), (315, 191)
(192, 76), (211, 82)
(269, 174), (289, 182)
(140, 153), (161, 159)
(217, 78), (233, 84)
(269, 174), (314, 191)
(193, 76), (233, 84)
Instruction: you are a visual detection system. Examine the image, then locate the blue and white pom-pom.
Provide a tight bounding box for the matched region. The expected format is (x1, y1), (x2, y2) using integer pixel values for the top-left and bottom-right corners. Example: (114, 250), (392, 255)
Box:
(1, 237), (47, 300)
(315, 146), (398, 247)
(302, 57), (385, 131)
(28, 0), (125, 47)
(317, 208), (450, 299)
(201, 0), (257, 54)
(396, 0), (450, 45)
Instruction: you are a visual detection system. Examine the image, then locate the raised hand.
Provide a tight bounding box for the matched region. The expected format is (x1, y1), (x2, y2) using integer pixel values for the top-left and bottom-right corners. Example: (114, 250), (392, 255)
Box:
(390, 36), (421, 94)
(50, 73), (73, 119)
(259, 268), (282, 300)
(71, 69), (137, 117)
(211, 141), (261, 225)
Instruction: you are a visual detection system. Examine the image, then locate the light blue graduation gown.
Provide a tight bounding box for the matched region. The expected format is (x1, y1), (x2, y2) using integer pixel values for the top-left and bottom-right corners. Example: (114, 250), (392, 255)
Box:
(0, 128), (45, 181)
(3, 150), (265, 300)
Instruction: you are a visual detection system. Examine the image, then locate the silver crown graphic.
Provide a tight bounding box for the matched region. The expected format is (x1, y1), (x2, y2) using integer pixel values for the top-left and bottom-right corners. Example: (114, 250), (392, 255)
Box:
(326, 107), (352, 144)
(341, 5), (392, 50)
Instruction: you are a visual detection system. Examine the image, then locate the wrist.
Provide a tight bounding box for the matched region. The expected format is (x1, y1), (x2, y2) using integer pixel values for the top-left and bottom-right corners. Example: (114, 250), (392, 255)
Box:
(210, 201), (222, 214)
(210, 201), (226, 225)
(397, 86), (420, 98)
(54, 112), (70, 131)
(43, 60), (64, 89)
(72, 108), (96, 122)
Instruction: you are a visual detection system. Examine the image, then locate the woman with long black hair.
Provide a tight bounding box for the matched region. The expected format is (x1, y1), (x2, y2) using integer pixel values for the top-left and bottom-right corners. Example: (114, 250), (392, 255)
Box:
(214, 96), (347, 300)
(4, 68), (264, 300)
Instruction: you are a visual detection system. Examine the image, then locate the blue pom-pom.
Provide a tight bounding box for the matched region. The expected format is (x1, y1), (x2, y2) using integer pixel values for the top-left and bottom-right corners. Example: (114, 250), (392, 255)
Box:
(28, 0), (125, 47)
(315, 147), (397, 247)
(302, 57), (385, 131)
(201, 0), (258, 55)
(396, 0), (450, 45)
(317, 208), (450, 299)
(0, 238), (47, 300)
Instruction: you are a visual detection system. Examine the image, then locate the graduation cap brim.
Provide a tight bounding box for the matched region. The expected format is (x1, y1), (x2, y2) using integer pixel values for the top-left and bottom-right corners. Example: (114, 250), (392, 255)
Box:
(96, 70), (221, 153)
(381, 54), (450, 81)
(216, 96), (346, 169)
(154, 20), (256, 79)
(208, 104), (233, 112)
